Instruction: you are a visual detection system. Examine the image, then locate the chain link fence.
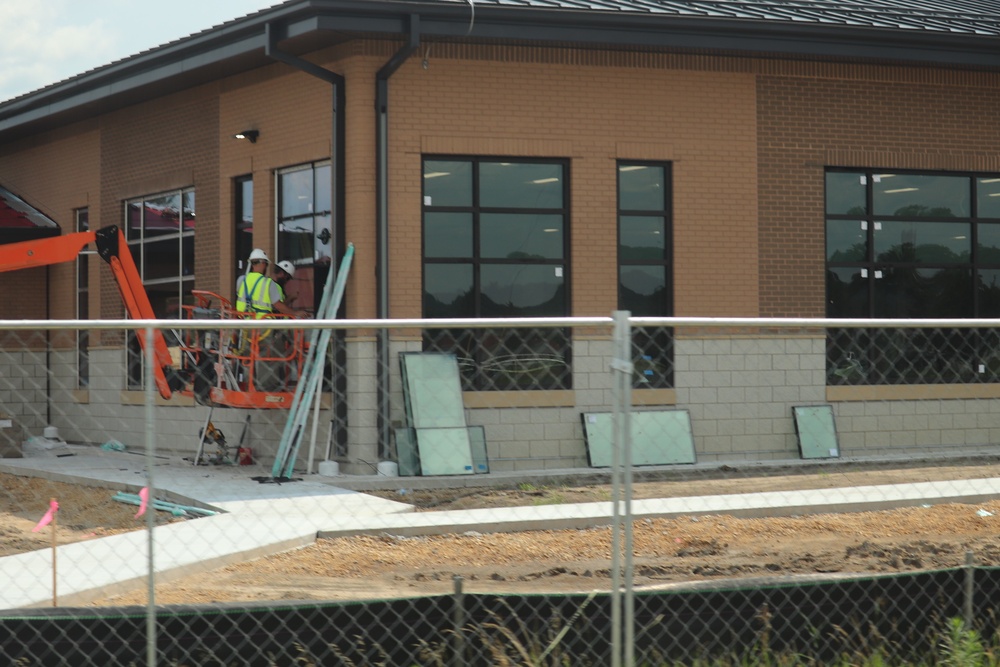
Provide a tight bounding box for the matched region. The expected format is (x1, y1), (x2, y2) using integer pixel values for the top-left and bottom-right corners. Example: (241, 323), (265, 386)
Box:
(2, 315), (1000, 665)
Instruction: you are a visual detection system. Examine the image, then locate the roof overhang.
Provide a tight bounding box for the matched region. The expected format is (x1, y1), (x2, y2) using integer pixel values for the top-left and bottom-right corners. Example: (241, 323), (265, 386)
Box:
(0, 0), (998, 143)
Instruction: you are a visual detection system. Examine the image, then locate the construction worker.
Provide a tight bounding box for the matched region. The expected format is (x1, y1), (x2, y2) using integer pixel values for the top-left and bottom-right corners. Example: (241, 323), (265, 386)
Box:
(273, 260), (297, 304)
(234, 249), (304, 390)
(235, 249), (306, 318)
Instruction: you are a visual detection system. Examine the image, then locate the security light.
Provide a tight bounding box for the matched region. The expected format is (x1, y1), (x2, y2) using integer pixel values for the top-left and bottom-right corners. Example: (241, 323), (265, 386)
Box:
(234, 129), (259, 143)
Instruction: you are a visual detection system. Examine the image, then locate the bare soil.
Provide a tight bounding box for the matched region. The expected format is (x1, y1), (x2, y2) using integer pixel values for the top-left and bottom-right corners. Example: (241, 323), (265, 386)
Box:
(4, 463), (1000, 606)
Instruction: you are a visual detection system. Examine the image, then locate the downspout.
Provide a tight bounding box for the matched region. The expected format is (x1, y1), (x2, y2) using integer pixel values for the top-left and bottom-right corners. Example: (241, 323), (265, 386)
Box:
(265, 23), (348, 457)
(375, 15), (421, 459)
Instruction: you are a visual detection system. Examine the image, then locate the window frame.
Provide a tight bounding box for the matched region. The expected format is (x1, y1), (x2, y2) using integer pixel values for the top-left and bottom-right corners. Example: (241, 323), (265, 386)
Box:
(123, 187), (196, 389)
(825, 168), (1000, 385)
(75, 207), (90, 389)
(421, 155), (572, 391)
(234, 175), (253, 287)
(617, 160), (674, 389)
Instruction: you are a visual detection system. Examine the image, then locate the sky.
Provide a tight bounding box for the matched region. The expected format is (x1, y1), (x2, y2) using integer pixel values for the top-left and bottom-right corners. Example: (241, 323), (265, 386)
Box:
(0, 0), (282, 103)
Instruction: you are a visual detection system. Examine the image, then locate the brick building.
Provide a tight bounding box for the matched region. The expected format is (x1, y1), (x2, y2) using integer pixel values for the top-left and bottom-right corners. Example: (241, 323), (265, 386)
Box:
(1, 0), (999, 473)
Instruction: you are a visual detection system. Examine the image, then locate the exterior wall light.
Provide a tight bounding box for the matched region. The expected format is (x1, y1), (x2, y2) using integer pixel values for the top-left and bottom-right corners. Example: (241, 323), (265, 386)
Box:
(234, 129), (259, 143)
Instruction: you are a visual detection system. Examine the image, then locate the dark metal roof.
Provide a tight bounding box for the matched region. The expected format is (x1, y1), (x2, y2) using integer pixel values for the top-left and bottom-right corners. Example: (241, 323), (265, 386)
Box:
(0, 0), (998, 143)
(433, 0), (1000, 36)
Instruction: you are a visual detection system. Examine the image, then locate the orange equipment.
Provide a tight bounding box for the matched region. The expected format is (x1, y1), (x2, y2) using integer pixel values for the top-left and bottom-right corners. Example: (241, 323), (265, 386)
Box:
(0, 225), (308, 408)
(177, 290), (307, 408)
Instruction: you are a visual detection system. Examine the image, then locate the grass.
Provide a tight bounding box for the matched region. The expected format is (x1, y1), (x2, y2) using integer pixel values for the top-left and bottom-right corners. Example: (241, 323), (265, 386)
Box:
(151, 615), (1000, 666)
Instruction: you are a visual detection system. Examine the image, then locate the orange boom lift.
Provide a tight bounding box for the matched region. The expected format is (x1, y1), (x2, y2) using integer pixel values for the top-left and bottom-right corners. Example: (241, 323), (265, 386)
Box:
(0, 225), (308, 408)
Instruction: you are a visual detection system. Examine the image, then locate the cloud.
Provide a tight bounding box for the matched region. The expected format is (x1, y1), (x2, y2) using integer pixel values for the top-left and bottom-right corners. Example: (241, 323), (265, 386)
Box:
(0, 1), (115, 99)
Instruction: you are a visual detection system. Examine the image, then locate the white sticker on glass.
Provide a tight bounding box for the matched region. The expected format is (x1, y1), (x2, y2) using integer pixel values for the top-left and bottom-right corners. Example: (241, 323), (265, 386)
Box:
(423, 196), (432, 206)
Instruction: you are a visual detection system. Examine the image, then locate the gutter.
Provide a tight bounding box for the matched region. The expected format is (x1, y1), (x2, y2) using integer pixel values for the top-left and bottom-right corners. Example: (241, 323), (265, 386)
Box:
(375, 14), (422, 458)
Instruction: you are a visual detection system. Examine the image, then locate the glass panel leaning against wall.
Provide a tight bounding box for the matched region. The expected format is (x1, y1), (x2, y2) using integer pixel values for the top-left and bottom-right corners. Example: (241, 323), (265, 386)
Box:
(825, 169), (1000, 385)
(618, 162), (674, 389)
(422, 157), (570, 390)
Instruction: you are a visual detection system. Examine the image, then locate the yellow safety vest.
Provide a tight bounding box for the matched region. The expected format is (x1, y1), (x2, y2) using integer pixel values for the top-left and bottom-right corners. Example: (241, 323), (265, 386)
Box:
(236, 272), (275, 319)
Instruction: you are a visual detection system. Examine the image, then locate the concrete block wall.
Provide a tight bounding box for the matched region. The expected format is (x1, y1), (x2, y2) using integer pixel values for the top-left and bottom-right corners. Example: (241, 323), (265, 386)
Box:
(675, 336), (827, 462)
(11, 331), (1000, 472)
(832, 397), (1000, 458)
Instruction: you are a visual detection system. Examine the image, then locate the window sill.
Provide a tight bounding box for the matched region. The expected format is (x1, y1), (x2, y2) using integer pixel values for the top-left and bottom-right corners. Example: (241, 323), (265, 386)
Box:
(71, 390), (89, 404)
(120, 391), (196, 407)
(463, 390), (575, 408)
(632, 388), (676, 405)
(827, 384), (1000, 402)
(460, 388), (676, 409)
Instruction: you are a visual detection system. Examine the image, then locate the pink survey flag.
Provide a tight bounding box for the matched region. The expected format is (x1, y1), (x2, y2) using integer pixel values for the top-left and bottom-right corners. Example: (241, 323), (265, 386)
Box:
(32, 499), (59, 532)
(135, 487), (150, 518)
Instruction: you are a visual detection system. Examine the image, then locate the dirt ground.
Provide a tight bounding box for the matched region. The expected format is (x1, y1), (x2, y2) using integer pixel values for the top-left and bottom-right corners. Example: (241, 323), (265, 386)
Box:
(5, 462), (1000, 606)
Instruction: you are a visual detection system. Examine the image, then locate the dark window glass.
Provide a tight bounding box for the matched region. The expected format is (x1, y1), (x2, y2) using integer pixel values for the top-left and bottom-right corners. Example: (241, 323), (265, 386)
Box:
(76, 208), (89, 389)
(826, 267), (868, 318)
(424, 160), (472, 207)
(872, 173), (968, 218)
(424, 212), (473, 258)
(479, 162), (563, 209)
(978, 223), (1000, 263)
(826, 220), (866, 262)
(480, 265), (565, 317)
(620, 265), (666, 315)
(235, 176), (253, 281)
(620, 216), (666, 261)
(424, 263), (474, 317)
(422, 157), (569, 390)
(619, 165), (665, 211)
(826, 172), (866, 216)
(977, 178), (1000, 219)
(874, 267), (972, 319)
(480, 213), (563, 259)
(874, 221), (970, 263)
(978, 269), (1000, 317)
(618, 162), (672, 388)
(143, 239), (181, 281)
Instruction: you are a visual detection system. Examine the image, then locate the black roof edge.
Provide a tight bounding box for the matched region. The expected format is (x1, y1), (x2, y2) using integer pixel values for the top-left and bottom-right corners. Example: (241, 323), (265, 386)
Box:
(0, 0), (998, 142)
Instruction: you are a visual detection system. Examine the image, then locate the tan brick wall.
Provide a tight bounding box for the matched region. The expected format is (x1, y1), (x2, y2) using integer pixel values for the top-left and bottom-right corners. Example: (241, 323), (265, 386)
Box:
(380, 46), (760, 318)
(219, 59), (334, 300)
(5, 39), (1000, 327)
(0, 121), (100, 348)
(100, 84), (221, 326)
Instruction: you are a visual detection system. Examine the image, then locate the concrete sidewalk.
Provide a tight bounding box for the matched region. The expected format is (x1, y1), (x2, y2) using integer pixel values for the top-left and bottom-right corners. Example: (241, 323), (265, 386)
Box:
(2, 446), (1000, 608)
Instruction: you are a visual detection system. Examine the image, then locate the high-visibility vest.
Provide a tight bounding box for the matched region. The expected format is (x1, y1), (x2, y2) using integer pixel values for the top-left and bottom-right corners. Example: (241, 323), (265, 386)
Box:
(236, 272), (275, 318)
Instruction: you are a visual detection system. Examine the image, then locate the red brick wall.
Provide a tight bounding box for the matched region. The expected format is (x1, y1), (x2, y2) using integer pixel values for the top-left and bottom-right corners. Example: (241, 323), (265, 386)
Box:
(757, 67), (1000, 316)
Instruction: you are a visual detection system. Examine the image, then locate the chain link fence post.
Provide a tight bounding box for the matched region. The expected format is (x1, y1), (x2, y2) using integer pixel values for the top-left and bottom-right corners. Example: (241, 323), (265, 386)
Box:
(611, 310), (635, 667)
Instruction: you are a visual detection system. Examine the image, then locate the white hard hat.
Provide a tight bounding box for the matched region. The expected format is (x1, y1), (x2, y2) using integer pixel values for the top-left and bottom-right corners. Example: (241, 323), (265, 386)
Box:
(276, 260), (296, 278)
(248, 248), (269, 263)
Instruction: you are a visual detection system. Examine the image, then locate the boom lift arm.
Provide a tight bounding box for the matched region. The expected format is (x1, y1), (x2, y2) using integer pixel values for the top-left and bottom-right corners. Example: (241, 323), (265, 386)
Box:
(0, 225), (182, 399)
